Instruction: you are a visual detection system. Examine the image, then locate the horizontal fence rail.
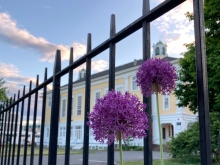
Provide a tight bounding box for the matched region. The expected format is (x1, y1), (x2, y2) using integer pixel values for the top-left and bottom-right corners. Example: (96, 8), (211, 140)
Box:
(0, 0), (211, 165)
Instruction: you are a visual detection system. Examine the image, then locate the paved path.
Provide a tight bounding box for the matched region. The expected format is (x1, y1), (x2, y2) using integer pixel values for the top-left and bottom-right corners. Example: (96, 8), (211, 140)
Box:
(5, 151), (171, 165)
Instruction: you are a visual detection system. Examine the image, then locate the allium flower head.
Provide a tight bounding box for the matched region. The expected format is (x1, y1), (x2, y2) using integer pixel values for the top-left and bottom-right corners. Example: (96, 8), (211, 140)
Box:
(87, 90), (148, 145)
(136, 58), (177, 97)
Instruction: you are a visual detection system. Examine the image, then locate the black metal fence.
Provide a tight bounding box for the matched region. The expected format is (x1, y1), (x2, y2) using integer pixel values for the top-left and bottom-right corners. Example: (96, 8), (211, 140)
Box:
(0, 0), (212, 164)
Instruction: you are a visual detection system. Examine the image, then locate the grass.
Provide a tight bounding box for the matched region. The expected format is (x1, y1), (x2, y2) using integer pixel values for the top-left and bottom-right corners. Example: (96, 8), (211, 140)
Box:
(124, 159), (219, 165)
(0, 146), (96, 156)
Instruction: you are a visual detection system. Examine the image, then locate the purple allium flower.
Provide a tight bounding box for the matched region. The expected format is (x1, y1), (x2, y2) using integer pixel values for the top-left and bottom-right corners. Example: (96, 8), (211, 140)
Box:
(87, 90), (148, 145)
(136, 58), (177, 97)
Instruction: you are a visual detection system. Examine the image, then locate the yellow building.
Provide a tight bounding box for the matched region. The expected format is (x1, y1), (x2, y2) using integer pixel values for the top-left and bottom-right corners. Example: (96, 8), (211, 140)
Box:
(44, 41), (197, 149)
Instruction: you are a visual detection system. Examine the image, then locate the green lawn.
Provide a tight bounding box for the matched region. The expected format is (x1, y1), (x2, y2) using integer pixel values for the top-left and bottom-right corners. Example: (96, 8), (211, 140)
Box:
(124, 160), (219, 165)
(0, 146), (95, 156)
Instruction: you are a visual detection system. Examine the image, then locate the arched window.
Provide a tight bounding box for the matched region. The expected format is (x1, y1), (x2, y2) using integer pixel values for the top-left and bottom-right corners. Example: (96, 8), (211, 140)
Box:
(156, 47), (159, 55)
(162, 47), (166, 55)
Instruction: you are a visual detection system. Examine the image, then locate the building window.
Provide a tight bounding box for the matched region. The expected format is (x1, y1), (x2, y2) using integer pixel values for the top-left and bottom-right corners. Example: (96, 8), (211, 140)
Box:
(116, 84), (123, 93)
(61, 98), (66, 117)
(47, 128), (49, 137)
(63, 127), (66, 137)
(75, 126), (82, 140)
(104, 87), (108, 95)
(77, 95), (82, 116)
(156, 47), (160, 55)
(162, 128), (166, 139)
(60, 127), (62, 137)
(163, 95), (170, 110)
(131, 76), (138, 91)
(71, 97), (74, 116)
(94, 90), (101, 103)
(48, 97), (51, 107)
(162, 47), (166, 55)
(71, 126), (73, 137)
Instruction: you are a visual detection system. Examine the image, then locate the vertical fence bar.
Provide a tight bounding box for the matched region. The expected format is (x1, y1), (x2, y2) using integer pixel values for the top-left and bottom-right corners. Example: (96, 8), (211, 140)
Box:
(23, 81), (32, 165)
(48, 50), (61, 165)
(193, 0), (212, 164)
(16, 86), (26, 165)
(7, 94), (16, 165)
(12, 90), (20, 165)
(30, 75), (39, 165)
(4, 98), (12, 165)
(64, 48), (74, 165)
(83, 34), (92, 165)
(108, 14), (116, 165)
(38, 68), (47, 165)
(218, 131), (220, 165)
(0, 105), (4, 163)
(1, 102), (7, 165)
(142, 0), (152, 165)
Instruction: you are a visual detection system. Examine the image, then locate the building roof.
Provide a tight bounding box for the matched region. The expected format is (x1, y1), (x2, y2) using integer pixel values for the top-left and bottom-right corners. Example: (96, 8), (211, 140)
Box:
(71, 57), (177, 85)
(155, 41), (164, 45)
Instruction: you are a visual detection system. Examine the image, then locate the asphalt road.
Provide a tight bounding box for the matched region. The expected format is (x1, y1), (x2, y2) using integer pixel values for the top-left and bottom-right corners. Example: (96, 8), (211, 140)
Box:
(4, 151), (171, 165)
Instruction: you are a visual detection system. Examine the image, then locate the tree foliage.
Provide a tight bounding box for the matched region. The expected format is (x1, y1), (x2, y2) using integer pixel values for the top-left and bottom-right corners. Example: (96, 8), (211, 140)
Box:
(0, 78), (8, 103)
(167, 112), (220, 163)
(175, 0), (220, 113)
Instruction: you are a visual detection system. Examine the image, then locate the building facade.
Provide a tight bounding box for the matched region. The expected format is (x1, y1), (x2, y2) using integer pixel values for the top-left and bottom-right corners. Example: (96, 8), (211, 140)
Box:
(43, 41), (197, 149)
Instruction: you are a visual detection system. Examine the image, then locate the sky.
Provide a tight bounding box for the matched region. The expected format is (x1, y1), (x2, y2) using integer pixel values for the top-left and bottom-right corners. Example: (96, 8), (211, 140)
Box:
(0, 0), (194, 119)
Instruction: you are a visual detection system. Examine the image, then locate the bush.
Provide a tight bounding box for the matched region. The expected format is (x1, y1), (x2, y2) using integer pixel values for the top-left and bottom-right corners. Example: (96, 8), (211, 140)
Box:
(122, 145), (143, 151)
(167, 112), (220, 163)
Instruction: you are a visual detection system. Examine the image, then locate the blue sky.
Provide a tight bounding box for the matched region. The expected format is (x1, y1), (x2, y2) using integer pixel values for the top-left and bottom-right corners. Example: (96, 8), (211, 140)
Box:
(0, 0), (194, 103)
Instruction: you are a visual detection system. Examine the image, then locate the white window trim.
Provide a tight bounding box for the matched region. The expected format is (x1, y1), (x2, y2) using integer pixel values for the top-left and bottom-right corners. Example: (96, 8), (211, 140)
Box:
(116, 84), (123, 93)
(75, 125), (82, 140)
(60, 97), (67, 118)
(48, 96), (52, 107)
(94, 89), (101, 104)
(130, 75), (139, 91)
(163, 95), (170, 110)
(77, 94), (82, 116)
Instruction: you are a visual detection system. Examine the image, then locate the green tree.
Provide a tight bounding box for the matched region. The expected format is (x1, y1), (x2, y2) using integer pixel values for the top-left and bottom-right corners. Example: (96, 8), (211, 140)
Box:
(167, 112), (220, 163)
(175, 0), (220, 113)
(0, 78), (8, 103)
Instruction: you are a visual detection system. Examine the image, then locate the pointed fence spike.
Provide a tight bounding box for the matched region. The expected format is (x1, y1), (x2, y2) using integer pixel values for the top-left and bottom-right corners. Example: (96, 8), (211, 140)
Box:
(48, 50), (61, 165)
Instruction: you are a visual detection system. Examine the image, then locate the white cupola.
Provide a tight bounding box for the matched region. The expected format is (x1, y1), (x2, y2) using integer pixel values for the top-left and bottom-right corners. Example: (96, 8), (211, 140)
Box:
(152, 41), (168, 59)
(78, 68), (86, 80)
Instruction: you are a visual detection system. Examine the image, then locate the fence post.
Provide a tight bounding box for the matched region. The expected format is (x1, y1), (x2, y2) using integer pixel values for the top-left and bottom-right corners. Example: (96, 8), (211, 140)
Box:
(11, 90), (20, 165)
(48, 50), (61, 165)
(108, 14), (116, 165)
(7, 94), (16, 165)
(193, 0), (212, 164)
(65, 48), (73, 165)
(4, 98), (12, 165)
(39, 68), (47, 165)
(23, 81), (32, 165)
(142, 0), (152, 164)
(218, 131), (220, 165)
(30, 75), (39, 165)
(83, 34), (92, 165)
(16, 86), (25, 165)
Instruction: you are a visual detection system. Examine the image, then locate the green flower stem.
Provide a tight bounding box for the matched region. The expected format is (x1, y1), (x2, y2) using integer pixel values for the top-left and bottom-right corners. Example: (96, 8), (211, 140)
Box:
(156, 87), (164, 165)
(118, 130), (124, 165)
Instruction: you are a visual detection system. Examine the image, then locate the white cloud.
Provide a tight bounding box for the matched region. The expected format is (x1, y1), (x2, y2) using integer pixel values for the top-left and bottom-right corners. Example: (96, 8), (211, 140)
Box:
(153, 0), (194, 56)
(0, 63), (52, 97)
(0, 12), (87, 63)
(74, 60), (108, 74)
